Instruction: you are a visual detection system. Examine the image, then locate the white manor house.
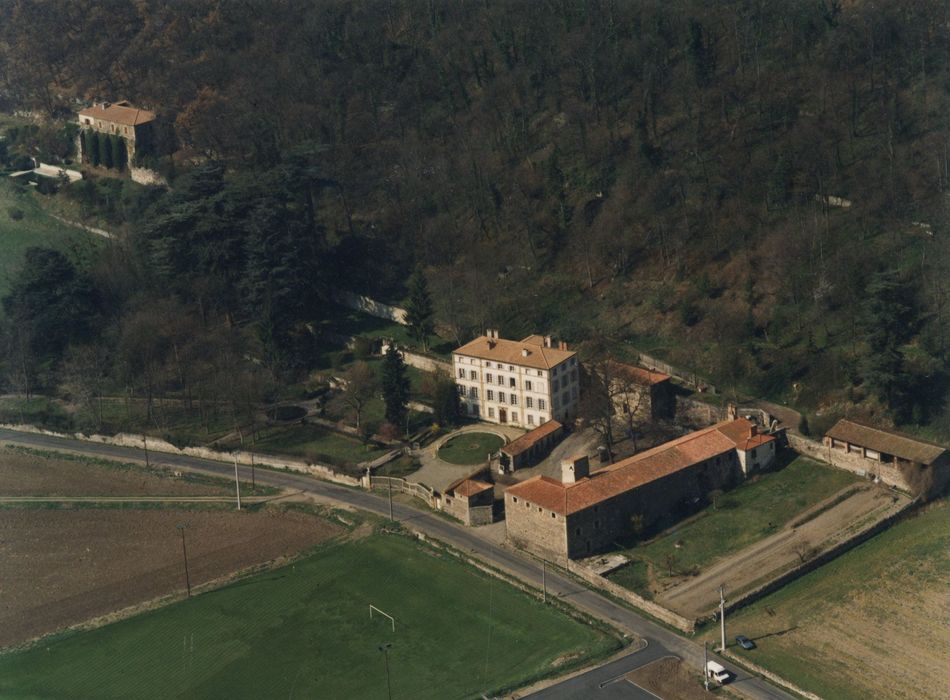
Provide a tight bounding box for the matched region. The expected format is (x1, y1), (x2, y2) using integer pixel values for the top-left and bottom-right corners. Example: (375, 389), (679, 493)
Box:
(453, 331), (580, 427)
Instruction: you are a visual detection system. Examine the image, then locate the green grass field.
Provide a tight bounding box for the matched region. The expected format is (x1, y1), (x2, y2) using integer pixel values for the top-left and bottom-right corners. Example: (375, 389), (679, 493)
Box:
(438, 432), (505, 464)
(711, 499), (950, 700)
(0, 532), (619, 699)
(608, 457), (857, 594)
(0, 178), (95, 306)
(322, 303), (455, 359)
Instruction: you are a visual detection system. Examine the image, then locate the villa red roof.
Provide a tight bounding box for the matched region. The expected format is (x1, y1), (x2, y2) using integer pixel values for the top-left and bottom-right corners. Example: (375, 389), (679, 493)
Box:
(453, 479), (493, 498)
(78, 101), (156, 126)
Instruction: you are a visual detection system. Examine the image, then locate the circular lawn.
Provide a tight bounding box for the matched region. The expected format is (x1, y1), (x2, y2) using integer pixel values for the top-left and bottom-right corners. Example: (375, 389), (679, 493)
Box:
(437, 432), (505, 465)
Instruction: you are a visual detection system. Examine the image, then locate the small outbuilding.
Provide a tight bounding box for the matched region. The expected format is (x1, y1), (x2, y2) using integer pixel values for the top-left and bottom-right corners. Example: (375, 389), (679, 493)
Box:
(823, 419), (950, 497)
(499, 420), (564, 472)
(442, 477), (495, 526)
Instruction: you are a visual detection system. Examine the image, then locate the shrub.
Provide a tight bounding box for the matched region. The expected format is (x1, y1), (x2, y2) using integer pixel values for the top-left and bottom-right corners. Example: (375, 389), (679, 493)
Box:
(7, 207), (24, 221)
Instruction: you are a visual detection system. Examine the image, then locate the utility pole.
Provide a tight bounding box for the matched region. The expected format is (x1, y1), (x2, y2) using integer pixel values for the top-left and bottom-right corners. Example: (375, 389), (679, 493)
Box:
(233, 455), (242, 510)
(542, 559), (547, 603)
(718, 583), (727, 652)
(176, 523), (191, 597)
(378, 643), (393, 700)
(388, 479), (394, 521)
(142, 435), (149, 468)
(704, 641), (709, 690)
(250, 451), (255, 491)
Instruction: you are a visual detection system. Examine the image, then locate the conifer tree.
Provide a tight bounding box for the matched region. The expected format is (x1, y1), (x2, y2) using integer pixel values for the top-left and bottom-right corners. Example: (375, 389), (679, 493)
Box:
(405, 268), (435, 351)
(87, 131), (100, 166)
(381, 342), (410, 431)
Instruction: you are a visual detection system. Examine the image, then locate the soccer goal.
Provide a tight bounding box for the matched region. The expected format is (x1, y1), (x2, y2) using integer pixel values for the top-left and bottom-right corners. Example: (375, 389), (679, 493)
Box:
(369, 604), (395, 632)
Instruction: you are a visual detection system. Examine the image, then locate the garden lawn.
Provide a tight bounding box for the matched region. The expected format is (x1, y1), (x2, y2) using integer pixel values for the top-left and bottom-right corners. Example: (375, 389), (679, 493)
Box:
(322, 302), (455, 358)
(0, 178), (94, 308)
(611, 457), (857, 591)
(711, 499), (950, 700)
(438, 432), (505, 465)
(251, 423), (390, 466)
(0, 532), (619, 699)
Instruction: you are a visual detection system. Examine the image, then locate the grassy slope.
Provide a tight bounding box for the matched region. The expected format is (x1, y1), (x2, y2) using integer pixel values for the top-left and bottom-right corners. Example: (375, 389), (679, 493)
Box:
(0, 178), (94, 306)
(0, 533), (618, 699)
(610, 457), (857, 593)
(715, 499), (949, 700)
(250, 422), (390, 465)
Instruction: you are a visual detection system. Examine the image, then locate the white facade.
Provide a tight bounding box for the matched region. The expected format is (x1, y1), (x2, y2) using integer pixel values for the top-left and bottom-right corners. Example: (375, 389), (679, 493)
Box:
(452, 333), (580, 427)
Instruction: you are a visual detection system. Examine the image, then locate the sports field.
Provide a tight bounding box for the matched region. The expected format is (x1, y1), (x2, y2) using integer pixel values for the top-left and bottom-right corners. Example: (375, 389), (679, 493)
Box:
(0, 531), (619, 698)
(715, 498), (950, 700)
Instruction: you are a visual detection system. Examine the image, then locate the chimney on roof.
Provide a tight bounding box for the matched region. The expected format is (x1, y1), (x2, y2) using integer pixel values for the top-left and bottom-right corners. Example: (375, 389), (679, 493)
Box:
(486, 328), (499, 340)
(727, 403), (738, 421)
(487, 339), (496, 349)
(521, 348), (529, 357)
(559, 341), (568, 351)
(561, 455), (590, 484)
(749, 424), (758, 438)
(544, 335), (553, 348)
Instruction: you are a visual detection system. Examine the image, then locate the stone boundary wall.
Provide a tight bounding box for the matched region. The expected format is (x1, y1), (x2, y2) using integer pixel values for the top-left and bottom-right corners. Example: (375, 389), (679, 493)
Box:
(635, 351), (717, 394)
(379, 342), (451, 374)
(721, 650), (822, 700)
(333, 290), (407, 325)
(565, 560), (695, 633)
(724, 496), (916, 618)
(0, 423), (361, 486)
(787, 432), (910, 492)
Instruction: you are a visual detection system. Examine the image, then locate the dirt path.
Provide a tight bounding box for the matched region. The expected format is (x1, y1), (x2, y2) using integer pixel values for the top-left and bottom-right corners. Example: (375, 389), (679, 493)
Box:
(658, 484), (909, 618)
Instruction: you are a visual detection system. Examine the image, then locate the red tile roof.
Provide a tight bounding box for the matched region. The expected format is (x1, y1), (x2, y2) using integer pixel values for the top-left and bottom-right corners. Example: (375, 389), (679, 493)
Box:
(609, 361), (671, 386)
(78, 101), (156, 126)
(452, 479), (493, 498)
(454, 334), (575, 371)
(505, 419), (774, 515)
(502, 421), (563, 457)
(825, 419), (947, 465)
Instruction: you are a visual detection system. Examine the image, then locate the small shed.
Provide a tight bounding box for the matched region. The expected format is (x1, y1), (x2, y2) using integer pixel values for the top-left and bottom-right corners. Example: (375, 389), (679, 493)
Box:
(499, 420), (564, 472)
(442, 477), (495, 526)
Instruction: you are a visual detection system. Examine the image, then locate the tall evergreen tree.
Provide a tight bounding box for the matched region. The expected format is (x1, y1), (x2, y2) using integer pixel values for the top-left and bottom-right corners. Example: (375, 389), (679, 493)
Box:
(381, 342), (410, 430)
(111, 135), (127, 170)
(405, 268), (435, 351)
(87, 130), (100, 166)
(99, 132), (113, 168)
(861, 270), (912, 412)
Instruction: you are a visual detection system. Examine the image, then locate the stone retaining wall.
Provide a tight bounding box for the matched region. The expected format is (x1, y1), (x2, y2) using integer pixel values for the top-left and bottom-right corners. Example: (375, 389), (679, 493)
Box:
(333, 290), (407, 324)
(0, 423), (361, 487)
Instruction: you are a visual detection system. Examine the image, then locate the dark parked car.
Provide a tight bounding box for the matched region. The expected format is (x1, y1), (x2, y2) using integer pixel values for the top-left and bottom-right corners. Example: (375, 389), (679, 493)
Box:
(736, 635), (756, 650)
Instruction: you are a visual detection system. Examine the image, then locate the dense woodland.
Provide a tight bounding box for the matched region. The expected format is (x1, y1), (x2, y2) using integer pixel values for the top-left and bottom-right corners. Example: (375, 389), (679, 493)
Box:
(1, 0), (950, 437)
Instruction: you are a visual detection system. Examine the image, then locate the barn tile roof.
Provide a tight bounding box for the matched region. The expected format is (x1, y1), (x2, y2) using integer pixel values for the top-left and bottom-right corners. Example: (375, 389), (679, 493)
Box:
(505, 418), (774, 515)
(454, 335), (575, 371)
(825, 419), (947, 465)
(502, 421), (563, 457)
(609, 361), (671, 387)
(78, 101), (156, 126)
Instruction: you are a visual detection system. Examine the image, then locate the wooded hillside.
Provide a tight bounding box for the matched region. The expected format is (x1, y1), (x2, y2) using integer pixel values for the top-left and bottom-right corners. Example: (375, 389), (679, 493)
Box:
(1, 0), (949, 435)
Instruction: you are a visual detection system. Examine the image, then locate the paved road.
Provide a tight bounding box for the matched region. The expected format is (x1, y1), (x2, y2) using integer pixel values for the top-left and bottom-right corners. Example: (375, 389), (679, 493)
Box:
(0, 428), (795, 700)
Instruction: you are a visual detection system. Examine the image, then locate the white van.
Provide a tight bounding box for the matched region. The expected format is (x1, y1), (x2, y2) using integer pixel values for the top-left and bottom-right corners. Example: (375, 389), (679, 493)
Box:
(705, 660), (731, 684)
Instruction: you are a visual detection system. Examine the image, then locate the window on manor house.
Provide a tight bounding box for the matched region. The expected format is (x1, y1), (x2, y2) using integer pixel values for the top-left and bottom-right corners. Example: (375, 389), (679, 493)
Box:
(538, 399), (546, 410)
(512, 496), (518, 503)
(468, 387), (478, 398)
(510, 395), (517, 405)
(487, 373), (493, 383)
(456, 385), (465, 396)
(497, 375), (504, 385)
(509, 377), (516, 388)
(527, 414), (534, 425)
(550, 512), (556, 519)
(526, 397), (533, 408)
(525, 380), (533, 391)
(469, 370), (477, 380)
(498, 392), (505, 403)
(458, 368), (465, 378)
(511, 412), (518, 422)
(487, 390), (494, 401)
(488, 407), (495, 418)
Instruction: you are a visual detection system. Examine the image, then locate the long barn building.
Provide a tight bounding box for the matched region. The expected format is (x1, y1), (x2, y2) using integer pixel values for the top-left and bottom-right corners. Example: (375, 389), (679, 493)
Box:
(504, 418), (776, 560)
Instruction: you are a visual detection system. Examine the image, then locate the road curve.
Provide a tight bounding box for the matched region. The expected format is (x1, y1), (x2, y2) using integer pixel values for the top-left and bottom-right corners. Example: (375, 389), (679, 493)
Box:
(0, 428), (795, 700)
